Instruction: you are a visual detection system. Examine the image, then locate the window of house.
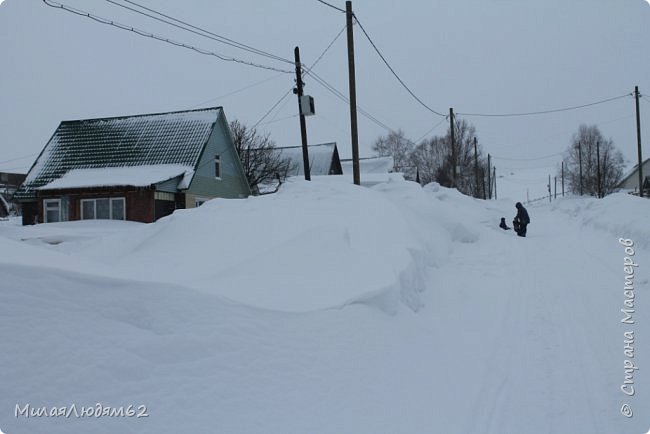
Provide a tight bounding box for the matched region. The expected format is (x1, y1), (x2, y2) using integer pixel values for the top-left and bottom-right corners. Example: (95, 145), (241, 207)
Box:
(44, 199), (61, 223)
(81, 198), (125, 220)
(215, 155), (221, 179)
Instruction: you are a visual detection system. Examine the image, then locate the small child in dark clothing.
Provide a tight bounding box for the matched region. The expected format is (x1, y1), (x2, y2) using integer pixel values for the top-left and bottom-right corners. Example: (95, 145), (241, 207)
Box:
(499, 217), (510, 230)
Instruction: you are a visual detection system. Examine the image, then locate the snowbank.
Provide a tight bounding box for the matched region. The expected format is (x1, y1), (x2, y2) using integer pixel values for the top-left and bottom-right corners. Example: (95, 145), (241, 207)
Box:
(0, 178), (482, 313)
(552, 193), (650, 247)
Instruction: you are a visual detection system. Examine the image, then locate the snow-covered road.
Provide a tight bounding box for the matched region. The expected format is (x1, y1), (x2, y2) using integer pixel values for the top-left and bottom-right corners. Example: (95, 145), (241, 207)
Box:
(1, 180), (648, 433)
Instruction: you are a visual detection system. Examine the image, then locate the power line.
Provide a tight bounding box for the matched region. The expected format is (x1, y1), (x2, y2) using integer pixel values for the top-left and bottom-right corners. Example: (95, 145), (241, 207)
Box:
(414, 116), (448, 143)
(252, 88), (293, 128)
(314, 0), (346, 13)
(457, 93), (632, 117)
(305, 69), (395, 132)
(42, 0), (293, 74)
(0, 153), (39, 165)
(353, 14), (446, 117)
(105, 0), (293, 65)
(257, 114), (297, 127)
(309, 24), (347, 70)
(491, 152), (563, 162)
(188, 74), (285, 109)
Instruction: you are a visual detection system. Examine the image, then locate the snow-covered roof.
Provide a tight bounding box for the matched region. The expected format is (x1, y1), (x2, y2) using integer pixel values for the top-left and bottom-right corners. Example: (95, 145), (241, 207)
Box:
(278, 142), (340, 177)
(16, 107), (222, 199)
(37, 164), (194, 190)
(341, 156), (394, 175)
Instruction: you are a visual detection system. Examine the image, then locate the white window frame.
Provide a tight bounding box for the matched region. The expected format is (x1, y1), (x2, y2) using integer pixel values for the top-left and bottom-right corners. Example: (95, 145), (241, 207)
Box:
(80, 197), (126, 220)
(215, 154), (221, 180)
(43, 199), (61, 223)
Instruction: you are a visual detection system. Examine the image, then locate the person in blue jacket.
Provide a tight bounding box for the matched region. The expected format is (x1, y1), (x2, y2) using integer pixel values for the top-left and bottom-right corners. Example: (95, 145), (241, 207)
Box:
(512, 202), (530, 237)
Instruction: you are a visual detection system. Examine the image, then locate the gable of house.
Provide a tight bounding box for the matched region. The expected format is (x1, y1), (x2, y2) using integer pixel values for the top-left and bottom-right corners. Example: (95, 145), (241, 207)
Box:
(278, 142), (342, 177)
(618, 158), (650, 190)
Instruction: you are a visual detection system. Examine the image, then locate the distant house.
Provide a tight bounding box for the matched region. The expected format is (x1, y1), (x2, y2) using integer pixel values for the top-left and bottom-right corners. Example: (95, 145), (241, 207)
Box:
(281, 142), (343, 177)
(253, 142), (343, 194)
(617, 158), (650, 195)
(340, 156), (394, 175)
(15, 107), (251, 225)
(341, 156), (404, 187)
(0, 172), (27, 217)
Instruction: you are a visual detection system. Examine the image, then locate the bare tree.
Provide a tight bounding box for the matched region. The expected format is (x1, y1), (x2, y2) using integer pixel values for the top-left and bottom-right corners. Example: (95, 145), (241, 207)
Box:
(372, 129), (414, 175)
(561, 124), (624, 197)
(409, 136), (448, 186)
(230, 120), (293, 194)
(409, 120), (488, 197)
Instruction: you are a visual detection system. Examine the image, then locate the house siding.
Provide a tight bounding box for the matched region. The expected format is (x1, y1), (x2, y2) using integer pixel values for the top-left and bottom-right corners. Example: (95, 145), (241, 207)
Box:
(619, 159), (650, 190)
(187, 112), (251, 199)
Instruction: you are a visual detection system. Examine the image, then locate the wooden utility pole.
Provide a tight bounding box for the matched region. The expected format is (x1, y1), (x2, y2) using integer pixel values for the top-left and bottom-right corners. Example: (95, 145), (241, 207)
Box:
(473, 137), (479, 198)
(346, 1), (360, 186)
(596, 140), (601, 198)
(578, 141), (583, 196)
(294, 46), (311, 181)
(487, 153), (491, 199)
(450, 108), (456, 187)
(635, 86), (644, 197)
(562, 161), (564, 197)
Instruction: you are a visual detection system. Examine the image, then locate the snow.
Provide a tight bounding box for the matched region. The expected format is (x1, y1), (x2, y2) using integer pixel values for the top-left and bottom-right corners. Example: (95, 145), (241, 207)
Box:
(279, 143), (337, 177)
(1, 176), (649, 433)
(36, 164), (195, 190)
(341, 155), (394, 174)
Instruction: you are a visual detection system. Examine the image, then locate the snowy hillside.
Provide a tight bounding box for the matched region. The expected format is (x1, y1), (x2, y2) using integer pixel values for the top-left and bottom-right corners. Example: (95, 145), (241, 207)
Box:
(0, 178), (648, 434)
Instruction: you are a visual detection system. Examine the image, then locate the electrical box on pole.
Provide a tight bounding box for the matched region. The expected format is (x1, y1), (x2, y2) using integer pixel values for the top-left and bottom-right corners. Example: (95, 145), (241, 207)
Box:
(300, 95), (315, 116)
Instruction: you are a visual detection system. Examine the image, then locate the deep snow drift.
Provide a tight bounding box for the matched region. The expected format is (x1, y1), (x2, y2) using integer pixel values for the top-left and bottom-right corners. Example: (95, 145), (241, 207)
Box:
(0, 178), (648, 434)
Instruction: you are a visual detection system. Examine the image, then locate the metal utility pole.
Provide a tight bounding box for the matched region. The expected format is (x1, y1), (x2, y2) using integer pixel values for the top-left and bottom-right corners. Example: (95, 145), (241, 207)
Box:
(473, 137), (479, 198)
(450, 108), (456, 187)
(596, 140), (601, 198)
(578, 141), (583, 196)
(346, 1), (360, 186)
(562, 161), (564, 197)
(487, 153), (491, 199)
(635, 86), (644, 197)
(294, 46), (311, 181)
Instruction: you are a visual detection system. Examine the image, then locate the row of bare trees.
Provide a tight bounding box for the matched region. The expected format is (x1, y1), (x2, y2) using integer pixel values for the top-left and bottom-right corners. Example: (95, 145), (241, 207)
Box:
(372, 121), (491, 198)
(560, 124), (625, 197)
(372, 122), (627, 199)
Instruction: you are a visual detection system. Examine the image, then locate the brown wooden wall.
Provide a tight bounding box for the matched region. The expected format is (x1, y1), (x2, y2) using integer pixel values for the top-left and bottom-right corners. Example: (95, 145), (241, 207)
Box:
(34, 187), (161, 224)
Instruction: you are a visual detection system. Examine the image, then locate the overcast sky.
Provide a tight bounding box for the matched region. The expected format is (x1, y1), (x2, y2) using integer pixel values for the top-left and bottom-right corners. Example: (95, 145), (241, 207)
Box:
(1, 0), (649, 178)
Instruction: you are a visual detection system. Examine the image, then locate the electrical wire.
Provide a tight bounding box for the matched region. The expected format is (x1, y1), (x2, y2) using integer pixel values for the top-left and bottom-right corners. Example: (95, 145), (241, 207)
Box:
(0, 153), (39, 165)
(257, 114), (297, 127)
(308, 24), (347, 70)
(105, 0), (293, 65)
(188, 74), (286, 109)
(353, 14), (446, 117)
(303, 68), (395, 132)
(491, 152), (563, 162)
(414, 116), (448, 143)
(314, 0), (345, 13)
(457, 93), (632, 117)
(42, 0), (293, 74)
(252, 88), (293, 128)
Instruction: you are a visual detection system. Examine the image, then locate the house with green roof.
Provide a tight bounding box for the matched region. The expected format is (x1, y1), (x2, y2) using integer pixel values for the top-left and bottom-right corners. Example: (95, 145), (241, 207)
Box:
(15, 107), (251, 225)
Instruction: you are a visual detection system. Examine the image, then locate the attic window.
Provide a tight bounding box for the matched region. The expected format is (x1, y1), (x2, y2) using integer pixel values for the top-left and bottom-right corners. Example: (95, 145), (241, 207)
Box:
(215, 155), (221, 179)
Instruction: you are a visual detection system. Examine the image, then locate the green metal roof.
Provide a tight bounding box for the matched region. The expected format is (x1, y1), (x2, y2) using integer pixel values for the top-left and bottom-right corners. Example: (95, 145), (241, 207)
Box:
(16, 107), (222, 200)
